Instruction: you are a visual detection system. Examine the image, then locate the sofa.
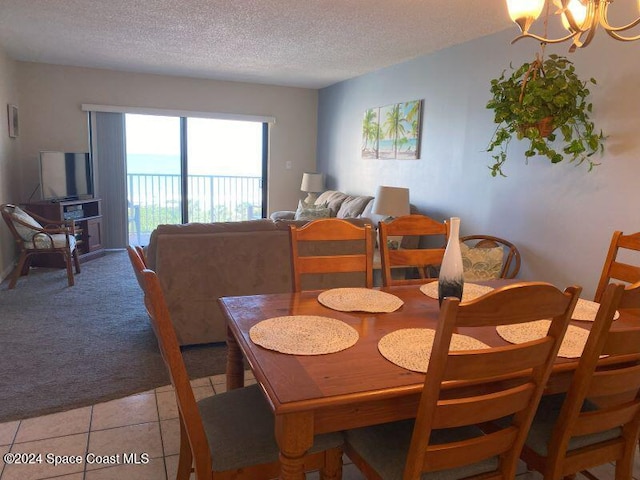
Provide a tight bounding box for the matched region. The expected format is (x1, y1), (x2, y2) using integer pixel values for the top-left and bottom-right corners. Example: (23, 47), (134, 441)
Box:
(145, 190), (420, 345)
(269, 190), (383, 223)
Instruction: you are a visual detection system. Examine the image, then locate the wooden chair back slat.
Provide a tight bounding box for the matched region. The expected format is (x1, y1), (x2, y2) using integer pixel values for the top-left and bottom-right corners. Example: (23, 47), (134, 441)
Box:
(432, 383), (536, 429)
(423, 428), (518, 472)
(289, 218), (373, 292)
(454, 283), (572, 327)
(296, 255), (370, 274)
(594, 231), (640, 302)
(378, 214), (448, 287)
(572, 404), (640, 437)
(443, 338), (554, 381)
(586, 364), (640, 398)
(399, 282), (580, 479)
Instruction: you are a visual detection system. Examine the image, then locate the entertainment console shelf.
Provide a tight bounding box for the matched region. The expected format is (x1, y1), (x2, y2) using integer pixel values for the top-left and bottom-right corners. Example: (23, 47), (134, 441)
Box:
(23, 198), (104, 268)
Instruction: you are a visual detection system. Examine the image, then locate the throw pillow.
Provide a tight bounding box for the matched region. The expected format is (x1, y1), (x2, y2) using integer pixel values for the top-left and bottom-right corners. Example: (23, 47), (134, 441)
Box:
(460, 242), (504, 281)
(11, 206), (43, 241)
(294, 200), (330, 221)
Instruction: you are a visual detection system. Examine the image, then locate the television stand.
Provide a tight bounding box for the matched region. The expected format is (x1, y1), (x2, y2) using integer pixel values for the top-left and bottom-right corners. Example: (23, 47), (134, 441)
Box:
(21, 198), (105, 268)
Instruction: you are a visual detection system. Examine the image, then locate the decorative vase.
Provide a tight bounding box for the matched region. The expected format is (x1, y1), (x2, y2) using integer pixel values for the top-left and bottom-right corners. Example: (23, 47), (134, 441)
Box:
(438, 217), (464, 307)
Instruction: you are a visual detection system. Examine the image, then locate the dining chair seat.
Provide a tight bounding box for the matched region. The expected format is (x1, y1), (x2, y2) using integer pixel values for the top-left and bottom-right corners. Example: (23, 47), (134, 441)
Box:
(345, 419), (498, 480)
(200, 383), (344, 473)
(522, 394), (621, 458)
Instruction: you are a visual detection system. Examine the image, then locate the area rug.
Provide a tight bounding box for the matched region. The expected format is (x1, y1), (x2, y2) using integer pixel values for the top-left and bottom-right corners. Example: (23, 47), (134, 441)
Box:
(0, 250), (228, 423)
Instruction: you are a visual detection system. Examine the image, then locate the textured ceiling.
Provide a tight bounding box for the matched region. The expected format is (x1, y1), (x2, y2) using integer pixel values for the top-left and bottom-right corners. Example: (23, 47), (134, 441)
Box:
(0, 0), (514, 89)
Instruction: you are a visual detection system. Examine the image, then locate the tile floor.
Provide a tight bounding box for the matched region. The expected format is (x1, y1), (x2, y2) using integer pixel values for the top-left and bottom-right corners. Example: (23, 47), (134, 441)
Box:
(0, 371), (634, 480)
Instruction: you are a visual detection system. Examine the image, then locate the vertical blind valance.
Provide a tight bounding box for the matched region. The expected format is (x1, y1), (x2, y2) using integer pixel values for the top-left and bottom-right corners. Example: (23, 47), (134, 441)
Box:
(81, 104), (276, 124)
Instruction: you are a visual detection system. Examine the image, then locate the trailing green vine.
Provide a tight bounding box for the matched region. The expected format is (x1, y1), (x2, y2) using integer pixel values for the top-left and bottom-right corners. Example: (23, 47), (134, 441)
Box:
(486, 53), (605, 177)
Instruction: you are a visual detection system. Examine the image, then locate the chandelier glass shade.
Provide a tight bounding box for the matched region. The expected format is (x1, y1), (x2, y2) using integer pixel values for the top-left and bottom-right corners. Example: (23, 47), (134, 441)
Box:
(507, 0), (640, 51)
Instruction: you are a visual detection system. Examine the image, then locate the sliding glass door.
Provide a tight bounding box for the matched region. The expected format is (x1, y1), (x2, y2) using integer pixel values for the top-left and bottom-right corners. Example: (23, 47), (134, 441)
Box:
(125, 114), (266, 245)
(186, 118), (264, 223)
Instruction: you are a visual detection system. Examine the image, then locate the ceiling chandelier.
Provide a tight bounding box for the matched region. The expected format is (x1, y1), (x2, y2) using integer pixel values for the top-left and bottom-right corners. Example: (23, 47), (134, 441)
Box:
(506, 0), (640, 51)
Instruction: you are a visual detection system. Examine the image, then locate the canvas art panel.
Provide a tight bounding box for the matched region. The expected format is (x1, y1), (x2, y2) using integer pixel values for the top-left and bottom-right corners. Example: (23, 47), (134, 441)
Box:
(361, 100), (422, 160)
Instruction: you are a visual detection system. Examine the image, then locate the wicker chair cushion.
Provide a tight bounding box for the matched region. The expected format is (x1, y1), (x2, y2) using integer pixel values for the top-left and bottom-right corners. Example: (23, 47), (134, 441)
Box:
(524, 393), (622, 457)
(345, 419), (498, 479)
(460, 242), (504, 281)
(11, 206), (43, 241)
(198, 383), (343, 472)
(25, 233), (76, 250)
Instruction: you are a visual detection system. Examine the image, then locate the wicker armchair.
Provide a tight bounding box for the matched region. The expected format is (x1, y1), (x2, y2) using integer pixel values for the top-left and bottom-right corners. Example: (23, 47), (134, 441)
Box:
(1, 203), (81, 288)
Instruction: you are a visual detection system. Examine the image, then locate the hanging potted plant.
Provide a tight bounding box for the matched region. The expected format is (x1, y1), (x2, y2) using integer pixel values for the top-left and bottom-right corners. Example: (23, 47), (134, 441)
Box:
(486, 53), (605, 177)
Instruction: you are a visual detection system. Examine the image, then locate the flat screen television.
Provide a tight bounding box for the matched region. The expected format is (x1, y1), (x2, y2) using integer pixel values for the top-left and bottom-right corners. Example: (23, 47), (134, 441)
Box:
(39, 151), (94, 202)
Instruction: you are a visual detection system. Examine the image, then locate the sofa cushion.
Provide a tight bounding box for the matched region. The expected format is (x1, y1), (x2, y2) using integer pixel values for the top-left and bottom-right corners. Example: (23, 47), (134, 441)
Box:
(358, 198), (386, 227)
(337, 195), (373, 219)
(269, 210), (296, 221)
(294, 200), (330, 221)
(26, 233), (76, 250)
(315, 191), (349, 217)
(11, 206), (43, 241)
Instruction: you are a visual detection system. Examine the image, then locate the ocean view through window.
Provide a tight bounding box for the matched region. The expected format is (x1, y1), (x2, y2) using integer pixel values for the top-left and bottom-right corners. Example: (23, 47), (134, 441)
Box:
(125, 114), (265, 245)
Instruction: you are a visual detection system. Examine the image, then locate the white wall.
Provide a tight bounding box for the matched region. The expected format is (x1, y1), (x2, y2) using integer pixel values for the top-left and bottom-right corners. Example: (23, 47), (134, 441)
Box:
(0, 47), (20, 280)
(14, 62), (318, 214)
(317, 29), (640, 299)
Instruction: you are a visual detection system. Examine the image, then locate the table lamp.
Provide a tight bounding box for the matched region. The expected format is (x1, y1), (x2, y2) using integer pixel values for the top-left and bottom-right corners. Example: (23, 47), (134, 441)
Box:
(372, 186), (410, 220)
(300, 172), (324, 204)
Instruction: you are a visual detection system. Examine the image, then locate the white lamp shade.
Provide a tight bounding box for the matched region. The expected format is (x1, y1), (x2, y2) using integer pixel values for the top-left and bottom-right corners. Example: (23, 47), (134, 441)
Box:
(372, 186), (410, 218)
(300, 173), (324, 193)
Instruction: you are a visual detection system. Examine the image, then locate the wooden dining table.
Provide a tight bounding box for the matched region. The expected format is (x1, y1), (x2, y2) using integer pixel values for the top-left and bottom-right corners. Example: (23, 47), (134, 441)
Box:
(218, 281), (640, 480)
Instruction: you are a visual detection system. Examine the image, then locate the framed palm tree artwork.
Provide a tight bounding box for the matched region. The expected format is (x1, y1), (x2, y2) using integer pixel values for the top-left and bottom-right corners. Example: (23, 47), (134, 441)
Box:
(361, 100), (422, 160)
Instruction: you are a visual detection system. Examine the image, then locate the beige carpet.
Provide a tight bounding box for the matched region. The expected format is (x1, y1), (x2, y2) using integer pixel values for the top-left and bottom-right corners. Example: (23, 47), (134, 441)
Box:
(0, 250), (228, 423)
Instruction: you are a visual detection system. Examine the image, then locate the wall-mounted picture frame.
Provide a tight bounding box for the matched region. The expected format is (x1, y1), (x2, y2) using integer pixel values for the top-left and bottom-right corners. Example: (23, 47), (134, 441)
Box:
(7, 104), (19, 138)
(361, 99), (422, 160)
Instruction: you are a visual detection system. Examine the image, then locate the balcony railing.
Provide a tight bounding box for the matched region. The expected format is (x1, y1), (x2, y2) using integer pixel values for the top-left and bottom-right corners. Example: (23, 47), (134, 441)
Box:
(127, 173), (262, 244)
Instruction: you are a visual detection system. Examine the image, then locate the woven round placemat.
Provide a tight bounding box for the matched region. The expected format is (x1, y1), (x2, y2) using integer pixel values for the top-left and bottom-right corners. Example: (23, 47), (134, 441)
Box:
(249, 315), (359, 355)
(378, 328), (490, 373)
(317, 288), (404, 313)
(420, 282), (494, 303)
(572, 298), (620, 322)
(496, 320), (590, 359)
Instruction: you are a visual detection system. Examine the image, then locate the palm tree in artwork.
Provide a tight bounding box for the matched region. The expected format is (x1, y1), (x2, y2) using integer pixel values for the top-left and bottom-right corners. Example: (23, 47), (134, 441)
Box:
(404, 101), (421, 125)
(384, 104), (406, 158)
(362, 109), (379, 157)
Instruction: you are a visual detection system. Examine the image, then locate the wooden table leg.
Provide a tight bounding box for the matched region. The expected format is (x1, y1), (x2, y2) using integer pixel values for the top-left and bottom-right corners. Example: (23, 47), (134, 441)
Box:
(275, 412), (314, 480)
(226, 326), (244, 390)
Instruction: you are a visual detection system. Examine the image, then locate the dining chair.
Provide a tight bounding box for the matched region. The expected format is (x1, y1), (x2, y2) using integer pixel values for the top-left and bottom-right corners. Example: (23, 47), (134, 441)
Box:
(378, 214), (448, 286)
(289, 218), (374, 292)
(138, 267), (344, 480)
(1, 203), (81, 289)
(126, 245), (146, 291)
(459, 234), (521, 280)
(519, 281), (640, 480)
(134, 245), (148, 267)
(594, 230), (640, 302)
(344, 281), (581, 480)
